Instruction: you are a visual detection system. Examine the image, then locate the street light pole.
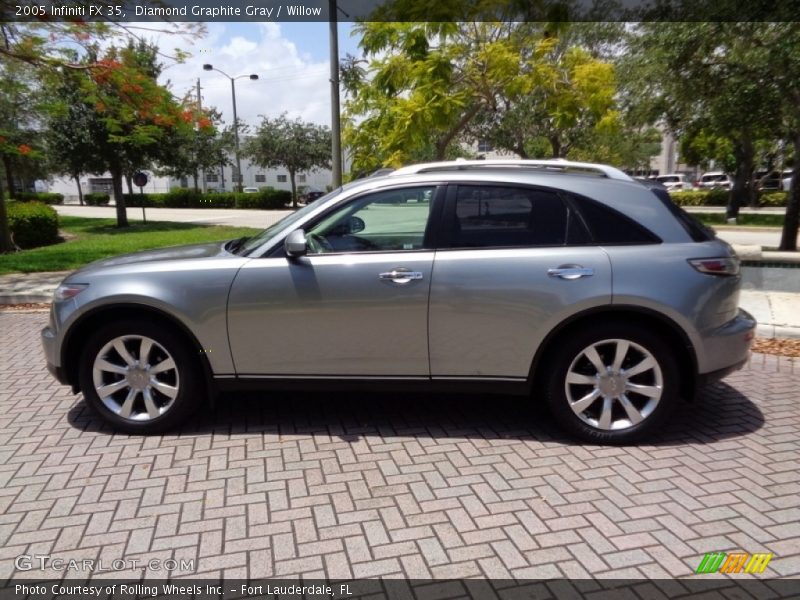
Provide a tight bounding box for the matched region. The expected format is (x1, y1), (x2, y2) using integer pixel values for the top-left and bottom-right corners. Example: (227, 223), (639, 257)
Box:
(202, 64), (259, 193)
(329, 0), (342, 187)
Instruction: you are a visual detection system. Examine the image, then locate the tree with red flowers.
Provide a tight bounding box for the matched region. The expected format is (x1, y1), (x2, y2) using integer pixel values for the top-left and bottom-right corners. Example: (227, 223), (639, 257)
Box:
(72, 40), (195, 227)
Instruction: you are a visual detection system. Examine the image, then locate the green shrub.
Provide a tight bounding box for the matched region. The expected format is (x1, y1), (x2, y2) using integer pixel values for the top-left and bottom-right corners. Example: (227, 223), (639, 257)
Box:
(84, 192), (110, 206)
(14, 192), (64, 205)
(670, 191), (708, 206)
(7, 201), (60, 249)
(235, 189), (291, 209)
(760, 192), (789, 207)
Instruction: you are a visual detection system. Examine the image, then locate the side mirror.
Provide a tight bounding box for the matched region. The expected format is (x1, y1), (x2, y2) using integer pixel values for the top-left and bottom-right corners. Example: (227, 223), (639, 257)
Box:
(284, 229), (308, 257)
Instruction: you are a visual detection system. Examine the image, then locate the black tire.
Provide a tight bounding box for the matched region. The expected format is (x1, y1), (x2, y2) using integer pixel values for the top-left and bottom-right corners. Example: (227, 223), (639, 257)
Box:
(544, 321), (680, 444)
(78, 320), (202, 434)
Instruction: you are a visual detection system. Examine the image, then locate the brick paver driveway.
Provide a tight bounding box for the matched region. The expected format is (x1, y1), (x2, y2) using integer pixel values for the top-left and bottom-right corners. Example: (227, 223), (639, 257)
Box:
(1, 312), (799, 581)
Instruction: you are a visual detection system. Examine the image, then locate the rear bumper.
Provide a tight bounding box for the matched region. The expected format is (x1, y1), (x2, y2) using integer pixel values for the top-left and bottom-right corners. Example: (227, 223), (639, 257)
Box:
(697, 308), (756, 382)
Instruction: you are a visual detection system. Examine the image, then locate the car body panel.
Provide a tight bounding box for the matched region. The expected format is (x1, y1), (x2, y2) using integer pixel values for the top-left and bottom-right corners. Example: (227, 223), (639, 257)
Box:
(428, 246), (612, 378)
(46, 242), (246, 375)
(227, 252), (434, 376)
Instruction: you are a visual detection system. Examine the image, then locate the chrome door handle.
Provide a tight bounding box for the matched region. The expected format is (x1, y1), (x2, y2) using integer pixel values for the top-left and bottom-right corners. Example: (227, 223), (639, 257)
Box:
(547, 266), (594, 280)
(379, 269), (423, 284)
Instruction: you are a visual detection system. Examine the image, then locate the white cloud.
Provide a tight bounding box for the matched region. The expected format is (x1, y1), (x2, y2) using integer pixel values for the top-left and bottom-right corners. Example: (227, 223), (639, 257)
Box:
(153, 22), (333, 129)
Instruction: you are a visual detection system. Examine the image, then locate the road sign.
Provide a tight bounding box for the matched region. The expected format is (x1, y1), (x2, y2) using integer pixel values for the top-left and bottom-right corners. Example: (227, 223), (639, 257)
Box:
(133, 172), (148, 188)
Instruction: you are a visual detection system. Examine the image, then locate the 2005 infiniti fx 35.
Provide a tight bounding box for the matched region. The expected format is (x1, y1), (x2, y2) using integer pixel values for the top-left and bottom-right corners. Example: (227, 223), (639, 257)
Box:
(42, 160), (756, 443)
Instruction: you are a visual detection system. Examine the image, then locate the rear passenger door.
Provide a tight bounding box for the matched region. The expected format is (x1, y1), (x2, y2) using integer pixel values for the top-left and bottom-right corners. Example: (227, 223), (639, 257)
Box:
(428, 184), (612, 380)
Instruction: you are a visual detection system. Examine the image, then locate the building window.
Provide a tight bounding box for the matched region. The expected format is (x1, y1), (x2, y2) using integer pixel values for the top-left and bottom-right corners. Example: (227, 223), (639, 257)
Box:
(89, 178), (113, 194)
(206, 173), (219, 183)
(297, 174), (306, 183)
(255, 174), (266, 183)
(478, 140), (493, 153)
(277, 174), (287, 183)
(179, 177), (188, 188)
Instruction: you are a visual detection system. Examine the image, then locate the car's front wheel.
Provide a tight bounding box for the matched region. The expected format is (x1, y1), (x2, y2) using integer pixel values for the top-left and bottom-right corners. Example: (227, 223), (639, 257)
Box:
(545, 323), (680, 444)
(78, 320), (201, 433)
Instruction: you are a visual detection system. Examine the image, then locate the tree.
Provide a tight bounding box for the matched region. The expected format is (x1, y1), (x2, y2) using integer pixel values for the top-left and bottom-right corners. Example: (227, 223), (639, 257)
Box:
(623, 23), (782, 219)
(343, 22), (527, 172)
(74, 41), (194, 226)
(42, 66), (107, 205)
(156, 104), (235, 192)
(245, 114), (331, 208)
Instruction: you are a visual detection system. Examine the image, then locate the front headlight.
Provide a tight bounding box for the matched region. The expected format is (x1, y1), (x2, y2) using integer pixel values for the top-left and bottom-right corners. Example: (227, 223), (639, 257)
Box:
(53, 283), (89, 302)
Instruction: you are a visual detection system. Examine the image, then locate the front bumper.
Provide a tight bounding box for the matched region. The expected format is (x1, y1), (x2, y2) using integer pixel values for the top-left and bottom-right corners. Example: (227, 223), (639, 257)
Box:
(41, 324), (69, 386)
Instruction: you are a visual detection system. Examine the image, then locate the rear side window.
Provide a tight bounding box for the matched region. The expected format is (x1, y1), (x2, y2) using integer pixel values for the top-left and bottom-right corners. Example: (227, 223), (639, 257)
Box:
(650, 187), (715, 242)
(446, 185), (584, 248)
(570, 195), (661, 245)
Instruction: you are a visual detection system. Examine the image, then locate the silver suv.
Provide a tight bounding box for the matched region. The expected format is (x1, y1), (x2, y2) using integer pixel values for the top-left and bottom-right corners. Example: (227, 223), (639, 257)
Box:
(42, 160), (755, 443)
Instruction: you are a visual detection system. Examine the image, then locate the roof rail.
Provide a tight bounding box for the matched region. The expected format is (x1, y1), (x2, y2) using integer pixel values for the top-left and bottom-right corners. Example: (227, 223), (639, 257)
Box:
(390, 159), (633, 181)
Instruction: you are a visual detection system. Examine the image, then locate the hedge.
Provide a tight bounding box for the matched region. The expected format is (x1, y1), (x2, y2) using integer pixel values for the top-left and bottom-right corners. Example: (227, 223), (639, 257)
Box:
(121, 188), (291, 210)
(670, 190), (788, 207)
(7, 201), (60, 249)
(83, 192), (110, 206)
(12, 192), (64, 205)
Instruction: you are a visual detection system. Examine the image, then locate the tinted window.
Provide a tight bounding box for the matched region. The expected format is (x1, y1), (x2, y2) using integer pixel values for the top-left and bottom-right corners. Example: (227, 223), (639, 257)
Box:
(448, 186), (576, 248)
(650, 188), (714, 242)
(571, 195), (660, 245)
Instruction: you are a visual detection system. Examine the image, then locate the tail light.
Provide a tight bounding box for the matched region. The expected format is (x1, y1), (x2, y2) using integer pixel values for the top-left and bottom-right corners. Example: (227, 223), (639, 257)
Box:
(688, 257), (740, 276)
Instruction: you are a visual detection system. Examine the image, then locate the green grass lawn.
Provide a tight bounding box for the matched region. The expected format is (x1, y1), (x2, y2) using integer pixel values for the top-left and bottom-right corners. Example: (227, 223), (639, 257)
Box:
(0, 216), (261, 275)
(693, 213), (786, 227)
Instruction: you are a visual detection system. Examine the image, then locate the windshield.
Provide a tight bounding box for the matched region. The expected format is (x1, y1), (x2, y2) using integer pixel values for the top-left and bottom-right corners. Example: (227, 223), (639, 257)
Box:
(236, 189), (341, 255)
(702, 174), (727, 182)
(657, 176), (680, 182)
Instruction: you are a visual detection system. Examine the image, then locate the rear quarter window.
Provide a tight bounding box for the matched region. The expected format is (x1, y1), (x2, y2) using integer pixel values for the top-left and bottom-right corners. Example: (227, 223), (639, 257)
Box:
(569, 194), (661, 245)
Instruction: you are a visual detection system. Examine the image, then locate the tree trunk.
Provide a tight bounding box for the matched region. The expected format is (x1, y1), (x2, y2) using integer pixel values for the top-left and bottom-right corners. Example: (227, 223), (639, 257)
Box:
(0, 175), (11, 253)
(728, 136), (754, 220)
(193, 170), (199, 193)
(549, 136), (563, 158)
(779, 133), (800, 251)
(125, 174), (134, 196)
(289, 169), (297, 209)
(3, 156), (15, 201)
(74, 174), (84, 205)
(111, 167), (129, 228)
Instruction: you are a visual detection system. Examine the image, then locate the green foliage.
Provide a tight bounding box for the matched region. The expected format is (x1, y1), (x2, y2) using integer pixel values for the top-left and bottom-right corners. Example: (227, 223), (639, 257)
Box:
(84, 193), (110, 206)
(120, 189), (291, 210)
(13, 192), (63, 205)
(0, 216), (258, 275)
(7, 201), (59, 249)
(670, 190), (788, 207)
(234, 190), (291, 209)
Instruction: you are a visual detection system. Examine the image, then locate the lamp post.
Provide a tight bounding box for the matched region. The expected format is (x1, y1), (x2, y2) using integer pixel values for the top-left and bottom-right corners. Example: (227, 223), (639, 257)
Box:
(202, 64), (258, 192)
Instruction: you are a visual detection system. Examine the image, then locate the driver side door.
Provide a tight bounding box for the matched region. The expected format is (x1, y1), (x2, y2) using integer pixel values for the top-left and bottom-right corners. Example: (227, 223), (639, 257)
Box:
(226, 185), (441, 377)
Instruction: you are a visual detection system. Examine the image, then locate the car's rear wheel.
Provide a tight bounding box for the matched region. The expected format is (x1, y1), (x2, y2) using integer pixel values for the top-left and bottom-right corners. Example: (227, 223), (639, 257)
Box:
(78, 320), (201, 433)
(545, 322), (680, 444)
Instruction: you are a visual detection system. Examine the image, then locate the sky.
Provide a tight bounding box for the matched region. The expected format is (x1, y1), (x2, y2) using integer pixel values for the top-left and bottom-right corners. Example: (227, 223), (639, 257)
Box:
(149, 22), (362, 130)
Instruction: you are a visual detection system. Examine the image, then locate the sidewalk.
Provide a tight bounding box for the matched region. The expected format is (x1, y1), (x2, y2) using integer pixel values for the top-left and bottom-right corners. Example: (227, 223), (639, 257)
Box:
(1, 266), (798, 339)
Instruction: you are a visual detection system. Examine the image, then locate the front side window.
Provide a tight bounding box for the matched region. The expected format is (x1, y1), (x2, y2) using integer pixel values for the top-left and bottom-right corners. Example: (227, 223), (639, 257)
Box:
(446, 185), (576, 248)
(305, 186), (436, 254)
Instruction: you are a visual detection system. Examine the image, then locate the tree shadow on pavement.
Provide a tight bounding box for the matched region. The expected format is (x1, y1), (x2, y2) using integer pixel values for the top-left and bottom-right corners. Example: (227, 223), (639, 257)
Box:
(67, 380), (763, 447)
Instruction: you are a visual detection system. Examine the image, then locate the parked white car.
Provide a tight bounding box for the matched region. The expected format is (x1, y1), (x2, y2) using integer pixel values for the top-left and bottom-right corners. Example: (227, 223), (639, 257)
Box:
(782, 170), (794, 192)
(698, 172), (732, 190)
(654, 174), (693, 192)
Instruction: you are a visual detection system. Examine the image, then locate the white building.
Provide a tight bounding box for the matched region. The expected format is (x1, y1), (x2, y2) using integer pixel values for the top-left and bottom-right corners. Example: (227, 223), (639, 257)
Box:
(172, 155), (332, 193)
(44, 156), (334, 203)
